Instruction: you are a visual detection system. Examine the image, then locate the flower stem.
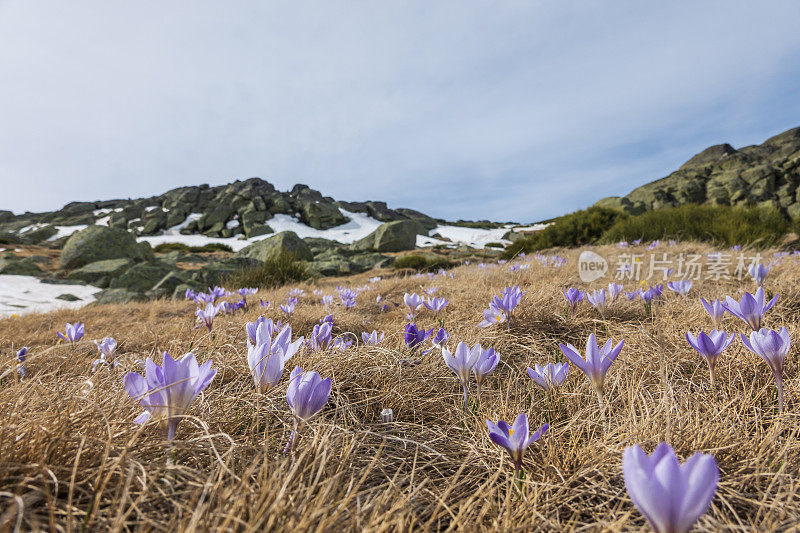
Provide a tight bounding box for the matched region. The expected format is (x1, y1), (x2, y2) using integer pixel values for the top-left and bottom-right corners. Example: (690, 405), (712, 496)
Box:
(775, 374), (785, 413)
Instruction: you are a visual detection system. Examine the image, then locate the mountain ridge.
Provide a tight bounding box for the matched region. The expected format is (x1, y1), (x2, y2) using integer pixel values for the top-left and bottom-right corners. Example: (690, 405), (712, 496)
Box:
(595, 126), (800, 217)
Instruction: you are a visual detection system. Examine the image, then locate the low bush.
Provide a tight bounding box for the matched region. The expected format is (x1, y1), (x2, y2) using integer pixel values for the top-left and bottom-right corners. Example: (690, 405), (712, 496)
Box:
(226, 252), (309, 289)
(394, 254), (455, 272)
(601, 204), (791, 247)
(503, 206), (625, 257)
(154, 242), (234, 253)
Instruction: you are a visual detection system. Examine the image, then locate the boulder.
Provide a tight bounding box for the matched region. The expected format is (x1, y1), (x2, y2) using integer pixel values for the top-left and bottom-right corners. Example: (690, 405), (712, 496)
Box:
(55, 293), (81, 301)
(150, 271), (190, 298)
(298, 201), (349, 229)
(59, 225), (142, 270)
(352, 220), (422, 252)
(350, 252), (393, 271)
(246, 224), (274, 238)
(191, 257), (261, 286)
(94, 288), (147, 305)
(23, 225), (58, 243)
(109, 262), (172, 293)
(0, 256), (45, 276)
(236, 231), (313, 262)
(67, 258), (134, 284)
(309, 259), (357, 277)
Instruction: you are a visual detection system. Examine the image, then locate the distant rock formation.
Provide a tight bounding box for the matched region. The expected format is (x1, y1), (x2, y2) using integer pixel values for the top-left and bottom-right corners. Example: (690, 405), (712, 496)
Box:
(595, 126), (800, 217)
(0, 178), (438, 242)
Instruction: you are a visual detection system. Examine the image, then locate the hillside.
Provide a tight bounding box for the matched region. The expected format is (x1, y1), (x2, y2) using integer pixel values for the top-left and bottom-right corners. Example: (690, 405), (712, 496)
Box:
(1, 241), (797, 530)
(595, 126), (800, 217)
(0, 180), (517, 315)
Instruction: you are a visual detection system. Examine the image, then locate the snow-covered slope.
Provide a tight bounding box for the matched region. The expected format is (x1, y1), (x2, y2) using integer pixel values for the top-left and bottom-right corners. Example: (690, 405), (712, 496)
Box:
(136, 209), (513, 250)
(0, 276), (102, 317)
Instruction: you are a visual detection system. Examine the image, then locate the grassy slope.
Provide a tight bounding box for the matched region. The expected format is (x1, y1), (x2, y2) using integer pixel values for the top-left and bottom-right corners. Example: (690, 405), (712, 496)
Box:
(1, 242), (798, 531)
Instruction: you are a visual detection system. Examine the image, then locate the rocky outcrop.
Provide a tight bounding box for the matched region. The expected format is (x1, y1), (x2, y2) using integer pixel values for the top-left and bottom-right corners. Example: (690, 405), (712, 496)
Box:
(0, 178), (435, 243)
(236, 231), (314, 262)
(595, 127), (800, 216)
(59, 226), (150, 270)
(352, 220), (425, 252)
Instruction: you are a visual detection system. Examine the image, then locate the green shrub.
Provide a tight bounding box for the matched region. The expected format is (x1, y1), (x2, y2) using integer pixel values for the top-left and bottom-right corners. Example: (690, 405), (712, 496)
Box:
(484, 242), (505, 249)
(154, 242), (234, 253)
(601, 204), (790, 247)
(226, 252), (308, 288)
(503, 206), (625, 257)
(393, 254), (455, 272)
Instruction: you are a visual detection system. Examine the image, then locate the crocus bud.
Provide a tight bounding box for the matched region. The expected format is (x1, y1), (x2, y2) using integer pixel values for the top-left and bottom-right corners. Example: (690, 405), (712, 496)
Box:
(381, 408), (394, 425)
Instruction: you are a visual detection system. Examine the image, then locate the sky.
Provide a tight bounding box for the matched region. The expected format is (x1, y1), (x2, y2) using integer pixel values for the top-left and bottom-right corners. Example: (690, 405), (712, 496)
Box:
(2, 1), (800, 223)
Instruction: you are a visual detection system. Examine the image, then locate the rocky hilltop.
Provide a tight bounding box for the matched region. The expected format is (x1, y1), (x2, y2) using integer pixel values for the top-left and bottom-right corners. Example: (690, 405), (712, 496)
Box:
(595, 126), (800, 217)
(0, 178), (437, 241)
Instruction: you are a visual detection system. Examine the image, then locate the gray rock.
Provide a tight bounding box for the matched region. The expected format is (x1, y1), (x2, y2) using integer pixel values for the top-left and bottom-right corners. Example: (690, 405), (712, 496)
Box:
(60, 225), (142, 270)
(23, 225), (58, 244)
(352, 220), (422, 252)
(55, 293), (81, 301)
(109, 262), (172, 292)
(298, 200), (349, 229)
(0, 257), (45, 276)
(66, 258), (134, 284)
(236, 231), (313, 262)
(94, 288), (147, 305)
(150, 271), (190, 297)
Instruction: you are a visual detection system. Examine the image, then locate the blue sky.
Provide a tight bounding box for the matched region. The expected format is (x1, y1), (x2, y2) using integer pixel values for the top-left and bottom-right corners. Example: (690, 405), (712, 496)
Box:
(2, 1), (800, 222)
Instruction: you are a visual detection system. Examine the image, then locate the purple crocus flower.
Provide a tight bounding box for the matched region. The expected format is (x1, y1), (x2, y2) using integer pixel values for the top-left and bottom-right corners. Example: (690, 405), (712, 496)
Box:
(623, 443), (718, 533)
(361, 331), (384, 346)
(723, 287), (778, 331)
(288, 288), (305, 298)
(404, 292), (424, 317)
(486, 413), (548, 476)
(331, 336), (353, 352)
(586, 289), (607, 316)
(247, 325), (302, 392)
(740, 327), (791, 412)
(280, 297), (298, 315)
(259, 299), (271, 308)
(321, 294), (334, 308)
(307, 322), (334, 351)
(57, 322), (84, 343)
(607, 282), (623, 307)
(424, 296), (449, 314)
(424, 286), (439, 296)
(564, 288), (584, 317)
(123, 352), (217, 440)
(478, 303), (507, 328)
(320, 314), (335, 325)
(667, 279), (693, 297)
(404, 323), (433, 350)
(748, 263), (770, 286)
(14, 347), (28, 378)
(700, 298), (726, 329)
(195, 303), (221, 332)
(685, 330), (736, 386)
(431, 327), (450, 348)
(493, 285), (524, 319)
(559, 333), (623, 408)
(625, 291), (638, 301)
(442, 341), (481, 410)
(92, 337), (118, 371)
(527, 362), (569, 391)
(207, 286), (228, 303)
(632, 238), (642, 245)
(286, 366), (331, 421)
(184, 288), (197, 301)
(472, 345), (499, 396)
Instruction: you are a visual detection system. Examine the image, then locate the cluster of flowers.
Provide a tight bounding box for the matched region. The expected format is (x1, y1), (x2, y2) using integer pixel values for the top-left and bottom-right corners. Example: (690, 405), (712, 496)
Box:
(478, 285), (524, 328)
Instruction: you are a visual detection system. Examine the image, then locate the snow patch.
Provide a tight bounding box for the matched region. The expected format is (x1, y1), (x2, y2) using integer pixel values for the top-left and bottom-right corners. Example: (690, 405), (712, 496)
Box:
(421, 225), (510, 249)
(0, 275), (102, 317)
(47, 225), (88, 241)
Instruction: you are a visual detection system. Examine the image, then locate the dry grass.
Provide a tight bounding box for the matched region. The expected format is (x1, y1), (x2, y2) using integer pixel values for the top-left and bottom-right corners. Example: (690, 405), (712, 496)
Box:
(1, 242), (799, 531)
